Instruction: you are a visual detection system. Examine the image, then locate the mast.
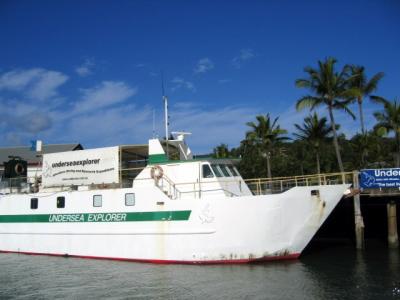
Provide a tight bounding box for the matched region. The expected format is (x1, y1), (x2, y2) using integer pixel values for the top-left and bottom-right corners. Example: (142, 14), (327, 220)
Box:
(161, 72), (169, 157)
(152, 109), (156, 138)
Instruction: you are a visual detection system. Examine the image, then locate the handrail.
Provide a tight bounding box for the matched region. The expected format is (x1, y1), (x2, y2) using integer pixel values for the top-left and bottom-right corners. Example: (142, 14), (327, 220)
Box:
(244, 171), (354, 183)
(244, 172), (353, 195)
(1, 171), (355, 197)
(158, 173), (182, 199)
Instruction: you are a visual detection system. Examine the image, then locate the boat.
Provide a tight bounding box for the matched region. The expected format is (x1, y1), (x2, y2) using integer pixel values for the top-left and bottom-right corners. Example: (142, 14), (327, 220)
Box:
(0, 131), (348, 264)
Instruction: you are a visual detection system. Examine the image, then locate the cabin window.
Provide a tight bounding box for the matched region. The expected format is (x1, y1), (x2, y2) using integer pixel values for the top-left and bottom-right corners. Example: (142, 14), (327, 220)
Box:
(125, 193), (135, 206)
(30, 198), (38, 209)
(57, 196), (65, 208)
(93, 195), (102, 207)
(228, 165), (240, 176)
(211, 164), (223, 177)
(219, 164), (231, 177)
(202, 164), (214, 178)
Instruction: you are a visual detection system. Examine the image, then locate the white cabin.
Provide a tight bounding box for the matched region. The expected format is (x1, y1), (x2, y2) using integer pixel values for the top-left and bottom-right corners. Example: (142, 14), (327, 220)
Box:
(0, 135), (251, 199)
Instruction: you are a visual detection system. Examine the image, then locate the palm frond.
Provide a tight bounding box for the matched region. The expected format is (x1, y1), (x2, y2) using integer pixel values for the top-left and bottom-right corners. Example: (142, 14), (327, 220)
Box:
(370, 95), (390, 106)
(364, 72), (384, 94)
(296, 96), (322, 111)
(295, 79), (312, 88)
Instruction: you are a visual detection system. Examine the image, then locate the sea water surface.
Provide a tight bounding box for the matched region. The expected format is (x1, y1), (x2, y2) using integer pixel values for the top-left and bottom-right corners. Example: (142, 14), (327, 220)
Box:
(0, 241), (399, 300)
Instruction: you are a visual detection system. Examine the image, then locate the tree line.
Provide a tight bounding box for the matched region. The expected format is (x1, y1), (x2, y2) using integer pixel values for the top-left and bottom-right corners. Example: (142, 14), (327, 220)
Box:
(212, 57), (399, 179)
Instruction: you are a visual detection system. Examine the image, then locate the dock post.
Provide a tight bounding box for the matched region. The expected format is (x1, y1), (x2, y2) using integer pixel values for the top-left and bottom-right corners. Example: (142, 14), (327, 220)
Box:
(353, 171), (365, 249)
(387, 201), (399, 248)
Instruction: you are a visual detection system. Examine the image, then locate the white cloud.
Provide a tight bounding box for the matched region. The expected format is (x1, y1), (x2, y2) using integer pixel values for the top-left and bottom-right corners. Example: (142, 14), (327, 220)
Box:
(0, 69), (41, 91)
(28, 71), (68, 100)
(194, 58), (214, 74)
(0, 68), (68, 100)
(170, 103), (259, 153)
(0, 99), (53, 135)
(232, 49), (255, 69)
(171, 77), (196, 92)
(0, 68), (149, 147)
(61, 104), (152, 147)
(280, 104), (361, 139)
(75, 59), (95, 77)
(74, 81), (137, 115)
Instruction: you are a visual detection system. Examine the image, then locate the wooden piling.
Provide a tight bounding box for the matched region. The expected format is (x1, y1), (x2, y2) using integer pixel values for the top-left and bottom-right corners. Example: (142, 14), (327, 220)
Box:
(353, 171), (365, 249)
(387, 201), (399, 248)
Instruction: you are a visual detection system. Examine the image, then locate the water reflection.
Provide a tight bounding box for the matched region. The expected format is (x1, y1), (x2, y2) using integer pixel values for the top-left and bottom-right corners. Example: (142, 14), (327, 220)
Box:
(0, 243), (399, 300)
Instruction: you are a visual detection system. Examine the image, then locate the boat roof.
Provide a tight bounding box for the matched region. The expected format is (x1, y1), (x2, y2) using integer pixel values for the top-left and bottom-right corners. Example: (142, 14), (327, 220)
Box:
(119, 144), (149, 160)
(0, 143), (83, 166)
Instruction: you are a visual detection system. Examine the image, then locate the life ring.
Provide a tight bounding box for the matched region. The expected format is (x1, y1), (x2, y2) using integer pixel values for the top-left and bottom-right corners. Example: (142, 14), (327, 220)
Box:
(151, 165), (164, 180)
(14, 163), (25, 176)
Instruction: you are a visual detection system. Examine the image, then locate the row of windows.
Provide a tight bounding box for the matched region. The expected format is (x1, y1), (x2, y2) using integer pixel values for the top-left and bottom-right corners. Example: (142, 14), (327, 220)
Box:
(30, 193), (135, 210)
(202, 164), (240, 179)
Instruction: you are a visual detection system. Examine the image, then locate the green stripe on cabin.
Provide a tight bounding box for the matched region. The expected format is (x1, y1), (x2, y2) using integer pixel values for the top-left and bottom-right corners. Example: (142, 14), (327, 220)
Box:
(148, 153), (168, 164)
(0, 210), (191, 223)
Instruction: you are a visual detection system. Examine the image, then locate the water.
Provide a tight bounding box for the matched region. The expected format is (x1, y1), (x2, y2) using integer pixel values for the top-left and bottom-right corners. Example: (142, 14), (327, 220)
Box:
(0, 241), (399, 300)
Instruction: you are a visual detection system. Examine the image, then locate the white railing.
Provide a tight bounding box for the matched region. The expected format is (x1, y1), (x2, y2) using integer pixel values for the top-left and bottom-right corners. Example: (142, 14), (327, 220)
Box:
(0, 171), (356, 197)
(244, 172), (354, 195)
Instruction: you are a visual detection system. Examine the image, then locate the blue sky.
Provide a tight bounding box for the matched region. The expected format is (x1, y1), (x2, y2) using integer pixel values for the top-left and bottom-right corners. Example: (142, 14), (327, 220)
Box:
(1, 0), (399, 153)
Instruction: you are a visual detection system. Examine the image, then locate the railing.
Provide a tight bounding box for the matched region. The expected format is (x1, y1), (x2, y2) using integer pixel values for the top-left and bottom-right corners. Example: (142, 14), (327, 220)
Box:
(0, 177), (38, 194)
(133, 174), (242, 199)
(157, 174), (182, 199)
(244, 172), (354, 195)
(1, 171), (355, 197)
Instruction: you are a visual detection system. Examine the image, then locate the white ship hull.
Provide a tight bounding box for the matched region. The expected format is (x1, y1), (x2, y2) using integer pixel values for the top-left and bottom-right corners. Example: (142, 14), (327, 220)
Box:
(0, 184), (347, 264)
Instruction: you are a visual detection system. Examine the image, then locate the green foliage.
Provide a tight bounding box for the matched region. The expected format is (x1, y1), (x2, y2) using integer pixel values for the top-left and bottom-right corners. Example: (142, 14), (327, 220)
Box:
(372, 97), (400, 167)
(212, 143), (230, 158)
(233, 133), (397, 179)
(295, 57), (360, 172)
(348, 65), (384, 134)
(207, 61), (393, 179)
(294, 112), (334, 173)
(245, 114), (288, 178)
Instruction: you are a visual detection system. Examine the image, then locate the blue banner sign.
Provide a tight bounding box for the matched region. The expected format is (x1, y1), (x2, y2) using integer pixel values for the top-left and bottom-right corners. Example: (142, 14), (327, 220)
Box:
(360, 168), (400, 189)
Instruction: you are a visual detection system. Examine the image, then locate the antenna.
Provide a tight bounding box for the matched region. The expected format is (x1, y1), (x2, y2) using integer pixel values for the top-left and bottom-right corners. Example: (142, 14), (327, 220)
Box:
(152, 109), (156, 138)
(161, 71), (169, 157)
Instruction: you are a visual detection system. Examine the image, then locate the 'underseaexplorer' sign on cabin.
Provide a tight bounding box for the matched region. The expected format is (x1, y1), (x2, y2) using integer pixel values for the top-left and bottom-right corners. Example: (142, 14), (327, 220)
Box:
(360, 168), (400, 189)
(42, 146), (119, 187)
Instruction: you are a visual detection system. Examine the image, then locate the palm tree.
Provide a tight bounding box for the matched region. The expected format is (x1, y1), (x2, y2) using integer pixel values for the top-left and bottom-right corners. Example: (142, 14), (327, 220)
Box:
(349, 65), (384, 134)
(295, 57), (359, 173)
(294, 112), (334, 174)
(246, 114), (288, 178)
(371, 96), (400, 167)
(213, 143), (230, 158)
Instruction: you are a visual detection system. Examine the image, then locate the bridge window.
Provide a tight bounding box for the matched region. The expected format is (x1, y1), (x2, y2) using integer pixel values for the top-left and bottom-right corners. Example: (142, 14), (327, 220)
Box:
(202, 164), (214, 178)
(30, 198), (38, 209)
(125, 193), (135, 206)
(219, 164), (231, 177)
(93, 195), (102, 207)
(228, 165), (240, 176)
(57, 196), (65, 208)
(211, 164), (223, 177)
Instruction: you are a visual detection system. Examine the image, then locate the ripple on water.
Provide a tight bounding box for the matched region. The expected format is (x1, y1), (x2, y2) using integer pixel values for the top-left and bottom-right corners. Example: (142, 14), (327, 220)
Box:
(0, 243), (399, 300)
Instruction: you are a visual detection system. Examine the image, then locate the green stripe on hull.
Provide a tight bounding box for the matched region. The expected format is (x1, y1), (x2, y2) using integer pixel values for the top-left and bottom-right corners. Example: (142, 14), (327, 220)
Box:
(0, 210), (191, 223)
